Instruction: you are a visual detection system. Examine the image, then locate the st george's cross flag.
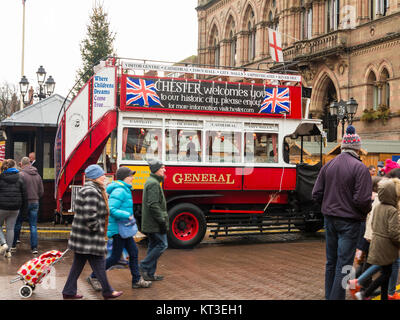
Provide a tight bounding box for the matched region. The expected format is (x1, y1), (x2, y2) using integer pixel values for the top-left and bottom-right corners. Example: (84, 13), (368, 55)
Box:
(259, 87), (290, 114)
(268, 28), (284, 63)
(126, 78), (163, 107)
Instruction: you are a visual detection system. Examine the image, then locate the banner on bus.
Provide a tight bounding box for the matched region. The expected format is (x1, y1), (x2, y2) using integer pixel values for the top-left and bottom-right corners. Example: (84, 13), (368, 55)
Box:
(121, 61), (302, 82)
(120, 75), (302, 119)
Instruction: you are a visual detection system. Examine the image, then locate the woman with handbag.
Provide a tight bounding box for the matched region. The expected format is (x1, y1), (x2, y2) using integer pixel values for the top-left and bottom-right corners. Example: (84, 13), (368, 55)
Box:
(88, 166), (151, 290)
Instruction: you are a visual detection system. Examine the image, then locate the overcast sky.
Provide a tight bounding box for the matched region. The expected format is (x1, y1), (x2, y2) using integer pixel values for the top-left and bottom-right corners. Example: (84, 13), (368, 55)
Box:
(0, 0), (198, 98)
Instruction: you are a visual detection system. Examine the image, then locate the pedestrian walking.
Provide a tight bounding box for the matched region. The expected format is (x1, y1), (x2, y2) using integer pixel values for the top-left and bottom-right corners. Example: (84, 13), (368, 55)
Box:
(62, 164), (122, 299)
(0, 159), (27, 258)
(353, 176), (382, 279)
(312, 125), (372, 300)
(348, 176), (383, 297)
(139, 160), (168, 281)
(12, 157), (43, 254)
(87, 166), (151, 291)
(355, 178), (400, 300)
(349, 173), (400, 300)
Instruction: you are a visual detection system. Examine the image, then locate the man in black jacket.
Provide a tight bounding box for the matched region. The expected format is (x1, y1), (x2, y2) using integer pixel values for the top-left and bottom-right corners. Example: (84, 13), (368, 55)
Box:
(312, 125), (372, 300)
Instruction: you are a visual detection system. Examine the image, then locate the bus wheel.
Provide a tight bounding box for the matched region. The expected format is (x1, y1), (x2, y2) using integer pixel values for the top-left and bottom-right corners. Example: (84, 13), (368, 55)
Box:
(168, 203), (206, 249)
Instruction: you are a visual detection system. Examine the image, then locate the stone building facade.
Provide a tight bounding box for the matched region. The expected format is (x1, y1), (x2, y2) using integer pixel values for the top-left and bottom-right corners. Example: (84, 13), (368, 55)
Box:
(196, 0), (400, 141)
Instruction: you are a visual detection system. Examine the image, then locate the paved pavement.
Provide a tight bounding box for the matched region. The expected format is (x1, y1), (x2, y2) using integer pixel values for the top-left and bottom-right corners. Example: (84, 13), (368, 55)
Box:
(1, 231), (328, 301)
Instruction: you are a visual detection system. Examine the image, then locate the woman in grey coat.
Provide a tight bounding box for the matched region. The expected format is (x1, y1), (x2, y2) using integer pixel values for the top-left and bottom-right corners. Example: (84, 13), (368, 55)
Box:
(62, 164), (122, 300)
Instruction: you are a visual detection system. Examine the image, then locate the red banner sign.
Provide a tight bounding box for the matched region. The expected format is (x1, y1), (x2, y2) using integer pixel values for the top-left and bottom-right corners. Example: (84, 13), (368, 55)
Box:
(120, 75), (302, 119)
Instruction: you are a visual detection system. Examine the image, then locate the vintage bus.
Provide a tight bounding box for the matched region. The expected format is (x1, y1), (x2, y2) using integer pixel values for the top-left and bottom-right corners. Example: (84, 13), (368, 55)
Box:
(55, 58), (324, 249)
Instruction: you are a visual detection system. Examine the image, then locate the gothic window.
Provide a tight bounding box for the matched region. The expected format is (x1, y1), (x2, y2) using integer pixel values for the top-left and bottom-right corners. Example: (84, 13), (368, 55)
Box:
(229, 30), (237, 67)
(370, 0), (388, 19)
(214, 38), (220, 66)
(226, 16), (237, 67)
(380, 68), (390, 108)
(269, 11), (273, 24)
(370, 0), (376, 18)
(326, 0), (340, 32)
(366, 71), (378, 110)
(210, 25), (220, 66)
(268, 10), (279, 31)
(307, 7), (313, 38)
(301, 10), (305, 39)
(301, 7), (312, 39)
(247, 10), (256, 62)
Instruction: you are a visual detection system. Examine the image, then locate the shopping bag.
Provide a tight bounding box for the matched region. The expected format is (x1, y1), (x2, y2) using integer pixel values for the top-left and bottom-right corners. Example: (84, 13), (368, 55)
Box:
(118, 217), (138, 239)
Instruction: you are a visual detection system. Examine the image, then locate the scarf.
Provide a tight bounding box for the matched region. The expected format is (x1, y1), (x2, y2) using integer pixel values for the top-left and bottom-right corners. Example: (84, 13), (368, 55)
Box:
(342, 149), (360, 160)
(101, 188), (110, 237)
(89, 179), (110, 237)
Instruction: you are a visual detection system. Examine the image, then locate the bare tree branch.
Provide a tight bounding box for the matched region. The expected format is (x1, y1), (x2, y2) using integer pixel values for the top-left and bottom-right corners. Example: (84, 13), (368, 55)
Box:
(0, 82), (19, 121)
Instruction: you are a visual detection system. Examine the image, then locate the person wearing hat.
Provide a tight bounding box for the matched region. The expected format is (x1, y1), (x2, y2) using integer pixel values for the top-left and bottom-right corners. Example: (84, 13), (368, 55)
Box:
(139, 160), (168, 281)
(383, 159), (400, 176)
(87, 166), (152, 290)
(62, 164), (123, 300)
(312, 125), (372, 300)
(376, 161), (385, 176)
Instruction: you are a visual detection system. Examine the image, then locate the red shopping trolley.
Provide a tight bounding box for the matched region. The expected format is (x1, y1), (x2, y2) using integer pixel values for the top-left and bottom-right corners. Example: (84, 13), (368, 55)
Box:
(10, 249), (69, 298)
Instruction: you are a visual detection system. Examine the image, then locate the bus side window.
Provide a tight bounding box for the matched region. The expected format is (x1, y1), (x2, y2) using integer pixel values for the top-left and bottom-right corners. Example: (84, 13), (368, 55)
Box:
(165, 129), (202, 162)
(206, 131), (240, 163)
(245, 132), (278, 163)
(122, 127), (162, 161)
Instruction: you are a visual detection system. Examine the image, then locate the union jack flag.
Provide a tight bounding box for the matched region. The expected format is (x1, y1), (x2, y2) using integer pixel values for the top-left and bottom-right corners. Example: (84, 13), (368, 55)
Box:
(259, 87), (290, 114)
(126, 78), (162, 107)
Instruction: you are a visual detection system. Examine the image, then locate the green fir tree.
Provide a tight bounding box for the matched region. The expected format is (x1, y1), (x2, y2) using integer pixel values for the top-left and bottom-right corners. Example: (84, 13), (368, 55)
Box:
(74, 2), (116, 94)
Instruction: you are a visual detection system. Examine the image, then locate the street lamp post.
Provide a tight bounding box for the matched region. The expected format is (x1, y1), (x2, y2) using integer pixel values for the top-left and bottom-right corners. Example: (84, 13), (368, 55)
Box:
(329, 98), (358, 138)
(19, 66), (55, 107)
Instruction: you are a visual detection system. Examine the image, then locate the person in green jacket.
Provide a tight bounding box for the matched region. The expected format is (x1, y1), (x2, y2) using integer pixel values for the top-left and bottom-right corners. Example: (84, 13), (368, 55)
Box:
(139, 160), (168, 281)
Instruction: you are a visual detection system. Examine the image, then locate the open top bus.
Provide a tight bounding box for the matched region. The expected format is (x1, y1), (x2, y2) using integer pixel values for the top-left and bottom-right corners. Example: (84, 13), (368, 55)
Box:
(55, 57), (324, 248)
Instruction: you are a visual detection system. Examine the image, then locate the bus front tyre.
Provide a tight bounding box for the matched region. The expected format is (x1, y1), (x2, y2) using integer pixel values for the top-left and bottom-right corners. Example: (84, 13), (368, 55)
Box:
(167, 203), (207, 249)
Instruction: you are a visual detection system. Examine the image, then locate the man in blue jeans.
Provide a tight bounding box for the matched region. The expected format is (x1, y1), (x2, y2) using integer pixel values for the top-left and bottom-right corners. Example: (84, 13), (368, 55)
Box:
(12, 157), (43, 254)
(312, 125), (372, 300)
(139, 160), (168, 281)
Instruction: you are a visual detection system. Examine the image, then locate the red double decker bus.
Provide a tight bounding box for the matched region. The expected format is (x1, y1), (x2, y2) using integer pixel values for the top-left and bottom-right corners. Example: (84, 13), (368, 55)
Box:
(55, 58), (324, 249)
